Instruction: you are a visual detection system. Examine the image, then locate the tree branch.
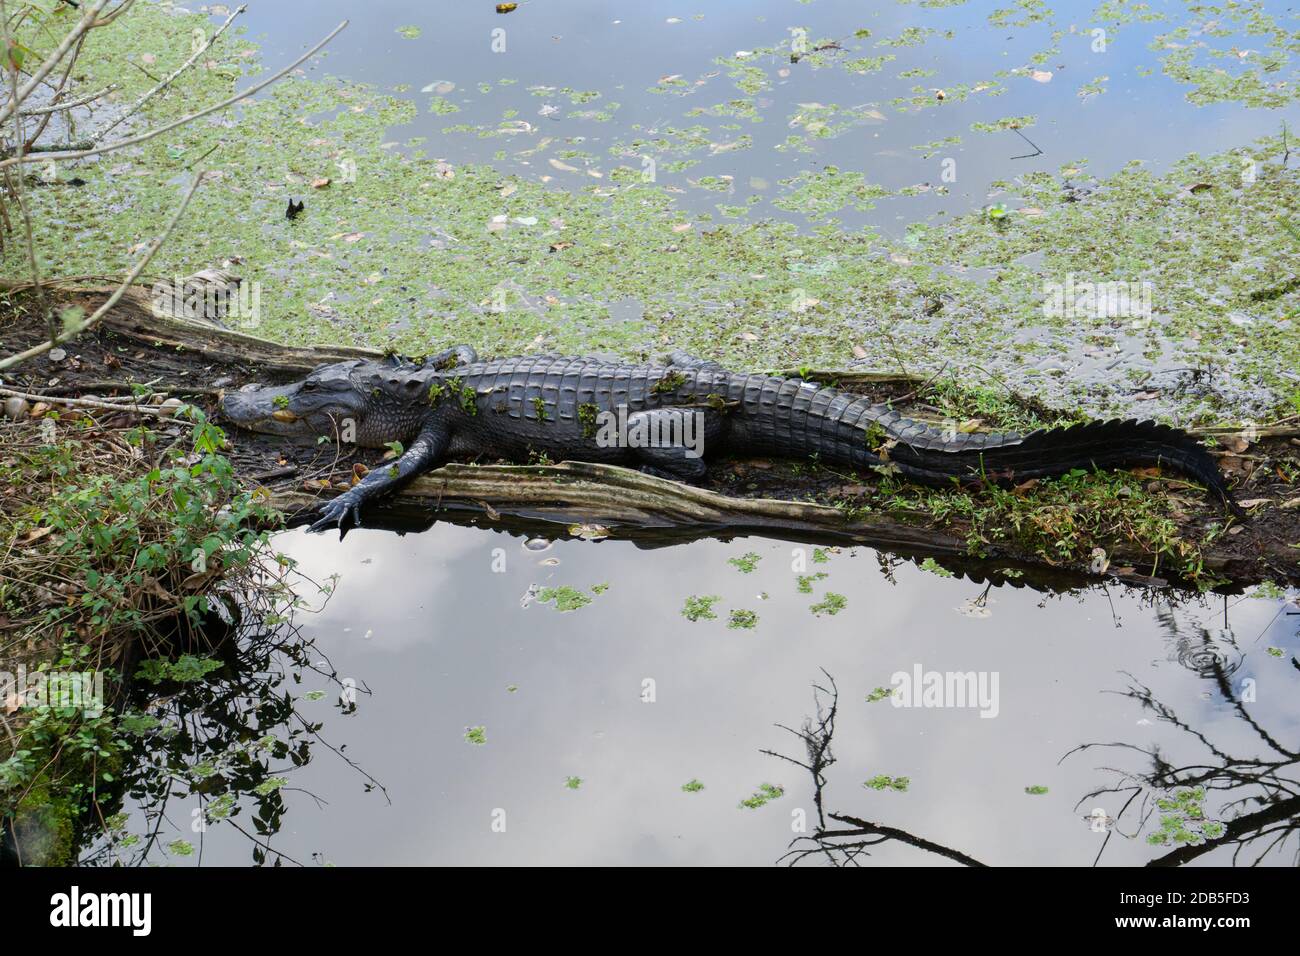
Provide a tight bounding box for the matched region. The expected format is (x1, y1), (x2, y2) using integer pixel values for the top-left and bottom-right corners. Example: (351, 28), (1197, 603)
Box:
(92, 3), (246, 142)
(0, 0), (111, 125)
(0, 19), (349, 170)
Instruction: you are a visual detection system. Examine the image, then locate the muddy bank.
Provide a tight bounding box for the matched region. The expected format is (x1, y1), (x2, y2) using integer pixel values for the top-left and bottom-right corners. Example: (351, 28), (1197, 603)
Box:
(2, 282), (1298, 590)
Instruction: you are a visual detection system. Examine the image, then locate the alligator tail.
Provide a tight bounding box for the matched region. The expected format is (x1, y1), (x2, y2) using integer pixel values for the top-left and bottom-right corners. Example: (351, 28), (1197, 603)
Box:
(890, 419), (1239, 514)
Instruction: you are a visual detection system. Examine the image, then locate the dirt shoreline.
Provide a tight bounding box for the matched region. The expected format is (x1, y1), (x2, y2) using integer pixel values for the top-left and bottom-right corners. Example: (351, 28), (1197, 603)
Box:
(2, 283), (1297, 591)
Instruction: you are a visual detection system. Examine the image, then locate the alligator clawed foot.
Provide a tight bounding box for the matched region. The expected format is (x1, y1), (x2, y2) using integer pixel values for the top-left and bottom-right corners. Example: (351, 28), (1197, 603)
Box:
(307, 494), (363, 536)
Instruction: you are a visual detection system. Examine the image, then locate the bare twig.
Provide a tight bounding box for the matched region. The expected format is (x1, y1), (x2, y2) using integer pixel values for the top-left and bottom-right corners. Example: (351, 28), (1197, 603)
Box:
(0, 19), (350, 171)
(93, 3), (246, 141)
(1010, 126), (1043, 160)
(19, 83), (116, 116)
(0, 2), (54, 340)
(0, 385), (194, 420)
(0, 0), (111, 125)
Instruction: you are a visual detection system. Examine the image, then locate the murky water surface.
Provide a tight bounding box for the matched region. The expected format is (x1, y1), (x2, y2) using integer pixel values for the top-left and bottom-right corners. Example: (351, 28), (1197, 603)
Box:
(245, 0), (1294, 234)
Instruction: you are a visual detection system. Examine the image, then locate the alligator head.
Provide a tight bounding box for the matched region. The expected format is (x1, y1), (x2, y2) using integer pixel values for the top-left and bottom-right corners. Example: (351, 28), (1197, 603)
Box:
(221, 359), (428, 448)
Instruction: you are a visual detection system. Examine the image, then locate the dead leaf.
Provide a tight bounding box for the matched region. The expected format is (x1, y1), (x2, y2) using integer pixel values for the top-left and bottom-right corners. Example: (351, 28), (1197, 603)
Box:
(19, 526), (53, 546)
(311, 177), (331, 189)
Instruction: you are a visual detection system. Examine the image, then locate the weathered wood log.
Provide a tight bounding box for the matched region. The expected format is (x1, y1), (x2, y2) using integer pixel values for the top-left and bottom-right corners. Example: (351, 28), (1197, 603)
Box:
(265, 460), (1294, 589)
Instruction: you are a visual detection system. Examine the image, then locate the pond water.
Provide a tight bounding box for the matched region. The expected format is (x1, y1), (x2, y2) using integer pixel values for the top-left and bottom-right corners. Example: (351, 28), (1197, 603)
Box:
(98, 520), (1298, 866)
(77, 0), (1300, 866)
(244, 0), (1296, 236)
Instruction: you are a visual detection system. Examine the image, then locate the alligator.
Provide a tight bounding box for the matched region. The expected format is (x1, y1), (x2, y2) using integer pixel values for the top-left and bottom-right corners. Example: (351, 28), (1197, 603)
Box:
(220, 346), (1236, 533)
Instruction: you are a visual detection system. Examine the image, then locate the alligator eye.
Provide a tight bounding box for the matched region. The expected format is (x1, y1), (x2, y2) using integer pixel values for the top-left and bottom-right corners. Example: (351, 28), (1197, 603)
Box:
(302, 380), (318, 391)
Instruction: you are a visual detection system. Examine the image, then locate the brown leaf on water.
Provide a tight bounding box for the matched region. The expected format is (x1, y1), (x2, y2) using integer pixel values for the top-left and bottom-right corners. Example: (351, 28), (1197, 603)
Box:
(311, 177), (331, 189)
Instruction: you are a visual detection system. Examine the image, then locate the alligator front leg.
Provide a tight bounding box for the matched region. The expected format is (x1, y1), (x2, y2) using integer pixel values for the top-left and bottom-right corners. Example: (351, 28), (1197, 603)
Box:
(308, 424), (450, 535)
